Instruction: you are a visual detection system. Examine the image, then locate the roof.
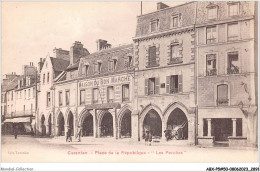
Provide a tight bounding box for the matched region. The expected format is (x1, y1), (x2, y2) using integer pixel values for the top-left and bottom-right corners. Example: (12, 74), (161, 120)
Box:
(66, 62), (79, 71)
(50, 57), (70, 72)
(4, 77), (19, 92)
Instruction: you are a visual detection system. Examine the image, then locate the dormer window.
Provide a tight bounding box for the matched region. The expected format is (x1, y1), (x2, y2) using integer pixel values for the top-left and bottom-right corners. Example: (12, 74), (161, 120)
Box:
(228, 2), (239, 17)
(207, 4), (218, 20)
(171, 15), (179, 28)
(124, 56), (133, 68)
(108, 59), (117, 72)
(150, 19), (159, 32)
(94, 62), (102, 74)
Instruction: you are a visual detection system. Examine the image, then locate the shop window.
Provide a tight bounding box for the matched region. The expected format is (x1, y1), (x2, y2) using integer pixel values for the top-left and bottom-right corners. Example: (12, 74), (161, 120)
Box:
(59, 91), (63, 106)
(206, 54), (217, 76)
(217, 84), (228, 106)
(122, 84), (129, 101)
(227, 52), (239, 74)
(228, 23), (238, 41)
(166, 75), (183, 94)
(80, 90), (85, 105)
(206, 26), (217, 44)
(107, 86), (114, 103)
(93, 88), (99, 104)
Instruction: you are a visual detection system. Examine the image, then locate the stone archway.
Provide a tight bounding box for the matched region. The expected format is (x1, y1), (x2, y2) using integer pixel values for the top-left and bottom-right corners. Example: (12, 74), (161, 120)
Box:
(41, 115), (46, 136)
(82, 113), (93, 137)
(100, 112), (113, 137)
(167, 108), (188, 140)
(57, 112), (65, 136)
(143, 109), (162, 138)
(67, 111), (74, 136)
(119, 109), (131, 138)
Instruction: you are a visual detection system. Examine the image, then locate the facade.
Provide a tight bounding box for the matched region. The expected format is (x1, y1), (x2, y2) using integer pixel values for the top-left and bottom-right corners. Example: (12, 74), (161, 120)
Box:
(133, 2), (196, 144)
(2, 63), (37, 135)
(195, 1), (258, 147)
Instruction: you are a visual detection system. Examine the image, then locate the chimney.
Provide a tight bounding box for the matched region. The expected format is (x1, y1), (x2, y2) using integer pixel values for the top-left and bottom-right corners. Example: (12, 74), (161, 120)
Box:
(70, 41), (90, 65)
(96, 39), (111, 51)
(38, 58), (44, 73)
(53, 48), (70, 61)
(157, 2), (169, 10)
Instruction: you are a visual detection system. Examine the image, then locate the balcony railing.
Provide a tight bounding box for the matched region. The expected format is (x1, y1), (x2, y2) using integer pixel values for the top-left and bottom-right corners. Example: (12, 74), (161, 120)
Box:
(170, 88), (179, 94)
(168, 57), (183, 65)
(217, 98), (229, 106)
(146, 60), (159, 68)
(227, 66), (239, 74)
(206, 68), (217, 76)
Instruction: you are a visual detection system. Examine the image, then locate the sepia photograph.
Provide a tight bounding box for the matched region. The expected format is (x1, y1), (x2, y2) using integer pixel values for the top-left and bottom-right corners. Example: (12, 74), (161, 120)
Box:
(1, 0), (259, 171)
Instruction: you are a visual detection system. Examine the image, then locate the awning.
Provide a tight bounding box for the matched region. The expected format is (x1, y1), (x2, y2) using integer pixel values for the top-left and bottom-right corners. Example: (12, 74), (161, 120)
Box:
(198, 107), (246, 118)
(4, 117), (31, 123)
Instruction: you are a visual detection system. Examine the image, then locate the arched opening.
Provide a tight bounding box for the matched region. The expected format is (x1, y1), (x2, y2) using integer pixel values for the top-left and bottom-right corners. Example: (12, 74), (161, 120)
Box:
(167, 108), (188, 140)
(41, 115), (46, 136)
(143, 109), (162, 138)
(100, 112), (113, 137)
(48, 114), (51, 136)
(82, 114), (93, 137)
(68, 112), (74, 136)
(120, 110), (131, 138)
(57, 113), (65, 136)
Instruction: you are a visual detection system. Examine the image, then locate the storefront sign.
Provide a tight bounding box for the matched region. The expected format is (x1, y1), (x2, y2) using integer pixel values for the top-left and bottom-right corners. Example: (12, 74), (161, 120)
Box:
(79, 75), (131, 88)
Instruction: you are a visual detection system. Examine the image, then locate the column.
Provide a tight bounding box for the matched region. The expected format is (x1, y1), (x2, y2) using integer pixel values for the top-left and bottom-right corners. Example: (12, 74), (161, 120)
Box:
(93, 109), (97, 138)
(232, 118), (237, 137)
(112, 108), (118, 139)
(207, 118), (211, 137)
(46, 124), (50, 136)
(65, 125), (69, 138)
(55, 125), (59, 136)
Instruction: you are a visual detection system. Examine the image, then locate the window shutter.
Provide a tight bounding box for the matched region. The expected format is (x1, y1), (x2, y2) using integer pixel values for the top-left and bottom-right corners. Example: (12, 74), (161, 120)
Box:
(155, 77), (160, 94)
(145, 79), (148, 95)
(166, 76), (170, 93)
(178, 75), (183, 92)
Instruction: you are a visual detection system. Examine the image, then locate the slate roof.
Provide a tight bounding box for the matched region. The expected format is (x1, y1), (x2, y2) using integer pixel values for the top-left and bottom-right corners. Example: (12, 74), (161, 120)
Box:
(50, 57), (70, 72)
(3, 77), (19, 92)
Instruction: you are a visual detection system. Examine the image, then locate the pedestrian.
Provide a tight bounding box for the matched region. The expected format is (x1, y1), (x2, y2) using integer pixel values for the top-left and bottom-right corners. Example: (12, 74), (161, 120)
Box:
(145, 131), (149, 146)
(77, 127), (82, 142)
(14, 126), (18, 139)
(148, 131), (153, 146)
(66, 128), (72, 142)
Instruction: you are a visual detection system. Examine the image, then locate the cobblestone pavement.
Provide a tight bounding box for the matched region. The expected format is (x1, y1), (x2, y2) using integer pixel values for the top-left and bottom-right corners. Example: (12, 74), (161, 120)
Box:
(1, 135), (258, 163)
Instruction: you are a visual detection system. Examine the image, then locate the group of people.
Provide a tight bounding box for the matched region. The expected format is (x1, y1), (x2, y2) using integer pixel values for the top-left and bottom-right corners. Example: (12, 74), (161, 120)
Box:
(144, 131), (153, 146)
(66, 127), (82, 142)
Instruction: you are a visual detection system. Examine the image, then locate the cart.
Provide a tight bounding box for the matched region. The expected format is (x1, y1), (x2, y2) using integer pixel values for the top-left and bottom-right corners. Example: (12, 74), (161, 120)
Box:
(164, 120), (188, 141)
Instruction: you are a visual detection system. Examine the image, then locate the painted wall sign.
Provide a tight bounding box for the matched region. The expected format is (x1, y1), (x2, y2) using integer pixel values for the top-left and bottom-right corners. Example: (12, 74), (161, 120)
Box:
(79, 75), (131, 88)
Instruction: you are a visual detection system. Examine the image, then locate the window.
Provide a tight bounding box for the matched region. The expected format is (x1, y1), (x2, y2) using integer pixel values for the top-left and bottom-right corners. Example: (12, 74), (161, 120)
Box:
(80, 90), (85, 105)
(170, 44), (182, 64)
(151, 19), (159, 32)
(94, 62), (102, 74)
(11, 91), (13, 101)
(43, 73), (45, 84)
(206, 26), (217, 43)
(172, 16), (179, 28)
(217, 84), (228, 106)
(108, 59), (117, 72)
(59, 91), (63, 106)
(20, 91), (22, 99)
(148, 46), (157, 66)
(227, 52), (239, 74)
(207, 7), (217, 20)
(33, 88), (36, 98)
(229, 3), (239, 16)
(47, 92), (51, 107)
(228, 23), (238, 41)
(148, 78), (155, 95)
(47, 72), (50, 83)
(24, 90), (26, 100)
(82, 65), (89, 76)
(166, 75), (183, 94)
(107, 86), (114, 103)
(206, 54), (217, 76)
(66, 90), (70, 106)
(28, 89), (30, 98)
(93, 88), (99, 104)
(122, 84), (129, 102)
(124, 56), (133, 68)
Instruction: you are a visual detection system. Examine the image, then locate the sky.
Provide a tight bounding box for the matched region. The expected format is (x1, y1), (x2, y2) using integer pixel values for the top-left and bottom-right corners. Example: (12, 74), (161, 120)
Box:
(2, 1), (186, 76)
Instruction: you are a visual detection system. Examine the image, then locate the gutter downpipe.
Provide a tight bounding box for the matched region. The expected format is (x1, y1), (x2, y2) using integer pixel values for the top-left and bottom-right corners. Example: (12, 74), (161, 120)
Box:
(194, 1), (198, 146)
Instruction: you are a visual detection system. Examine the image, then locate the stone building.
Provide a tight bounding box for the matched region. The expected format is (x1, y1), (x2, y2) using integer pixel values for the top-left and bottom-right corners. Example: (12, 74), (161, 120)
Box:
(132, 2), (197, 144)
(195, 1), (258, 147)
